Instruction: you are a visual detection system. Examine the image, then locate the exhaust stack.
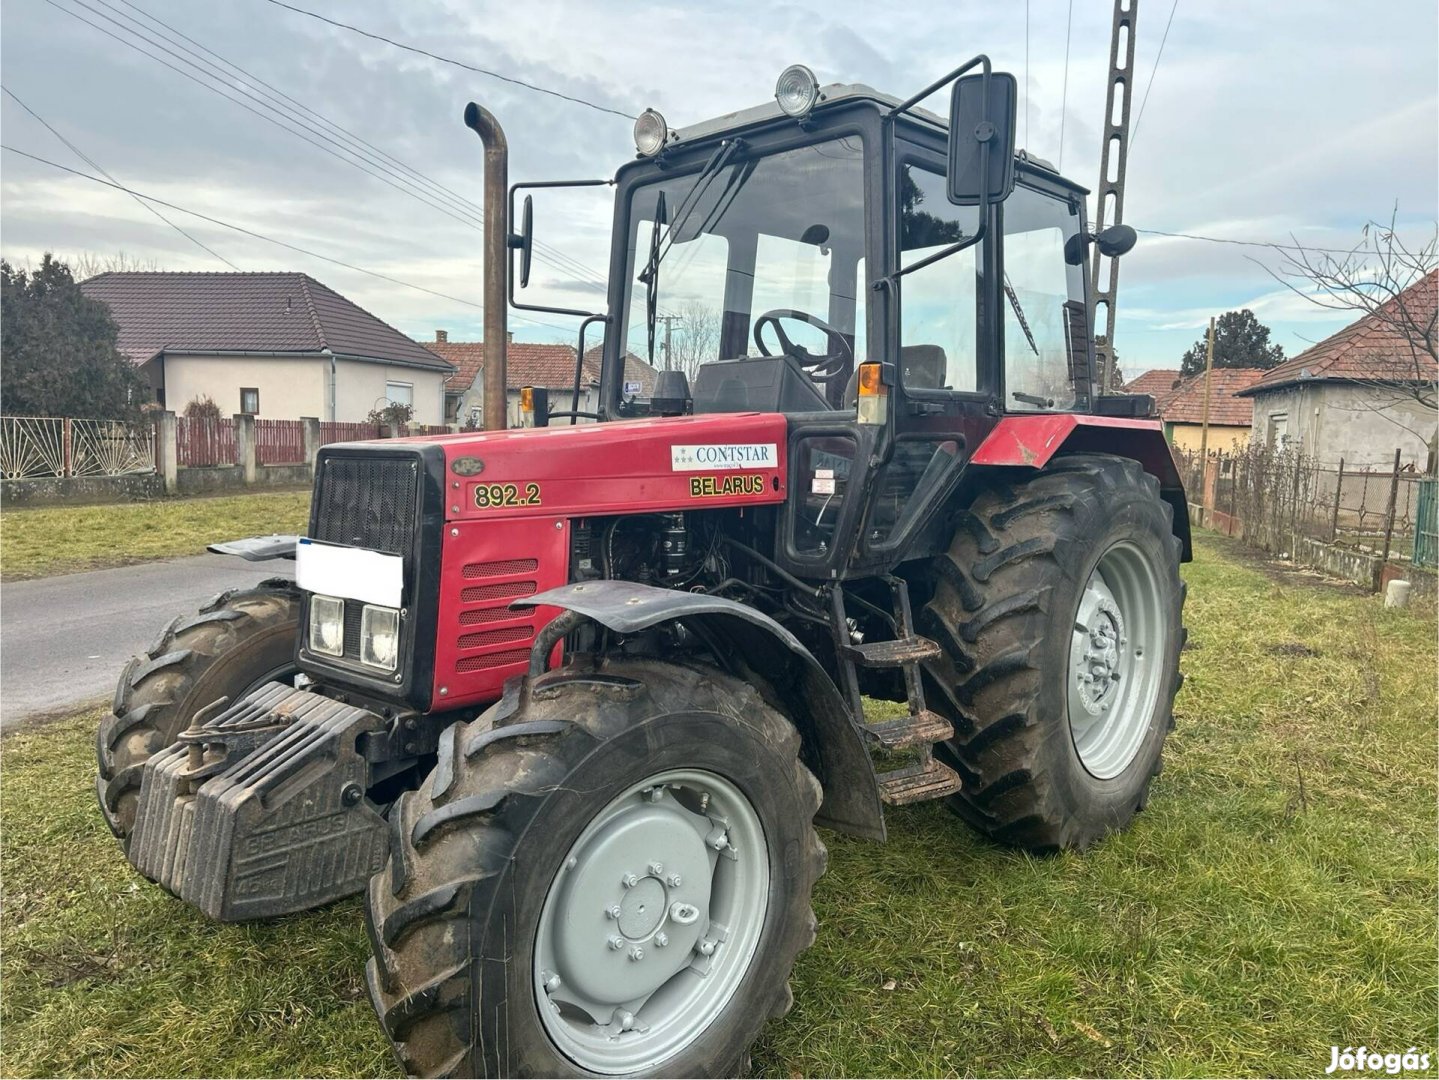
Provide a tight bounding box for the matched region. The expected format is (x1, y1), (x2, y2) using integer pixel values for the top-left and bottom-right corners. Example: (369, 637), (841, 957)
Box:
(463, 102), (508, 431)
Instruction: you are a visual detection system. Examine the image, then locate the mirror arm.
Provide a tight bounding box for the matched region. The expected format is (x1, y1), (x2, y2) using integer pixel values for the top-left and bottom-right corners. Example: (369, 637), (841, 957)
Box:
(574, 313), (609, 426)
(887, 54), (990, 119)
(882, 121), (992, 288)
(507, 178), (614, 320)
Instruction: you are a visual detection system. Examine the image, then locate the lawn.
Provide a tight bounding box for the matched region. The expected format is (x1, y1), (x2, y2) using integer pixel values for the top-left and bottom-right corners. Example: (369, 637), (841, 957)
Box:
(0, 534), (1434, 1077)
(0, 490), (311, 580)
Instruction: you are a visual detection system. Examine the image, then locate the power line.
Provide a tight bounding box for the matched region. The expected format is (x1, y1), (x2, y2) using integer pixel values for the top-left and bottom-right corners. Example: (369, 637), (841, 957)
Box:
(1134, 227), (1368, 255)
(1, 85), (238, 270)
(1057, 0), (1073, 171)
(1131, 0), (1179, 149)
(1, 143), (579, 336)
(47, 0), (612, 293)
(260, 0), (638, 121)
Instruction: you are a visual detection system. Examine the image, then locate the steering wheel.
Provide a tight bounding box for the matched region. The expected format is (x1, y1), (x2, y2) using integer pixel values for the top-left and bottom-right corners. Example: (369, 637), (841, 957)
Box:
(753, 309), (853, 384)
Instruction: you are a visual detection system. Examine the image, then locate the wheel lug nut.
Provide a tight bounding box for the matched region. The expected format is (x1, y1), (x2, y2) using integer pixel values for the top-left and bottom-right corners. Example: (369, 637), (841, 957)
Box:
(709, 833), (728, 851)
(607, 936), (624, 950)
(666, 873), (682, 887)
(605, 905), (621, 919)
(647, 861), (664, 876)
(544, 973), (561, 993)
(697, 939), (716, 956)
(565, 856), (577, 871)
(628, 947), (644, 961)
(654, 932), (668, 947)
(619, 1011), (637, 1031)
(622, 873), (638, 888)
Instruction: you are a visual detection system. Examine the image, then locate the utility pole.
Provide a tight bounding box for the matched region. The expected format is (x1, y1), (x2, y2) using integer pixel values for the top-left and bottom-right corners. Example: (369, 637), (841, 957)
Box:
(1198, 315), (1215, 461)
(657, 314), (683, 371)
(1091, 0), (1138, 394)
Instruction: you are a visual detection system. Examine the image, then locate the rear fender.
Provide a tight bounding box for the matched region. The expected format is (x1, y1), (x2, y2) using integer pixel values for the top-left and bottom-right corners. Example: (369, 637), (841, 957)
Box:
(971, 415), (1192, 560)
(520, 580), (887, 841)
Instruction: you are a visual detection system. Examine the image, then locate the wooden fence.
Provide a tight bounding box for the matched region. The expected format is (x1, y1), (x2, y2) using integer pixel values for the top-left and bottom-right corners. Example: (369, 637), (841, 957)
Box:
(254, 418), (306, 465)
(176, 416), (238, 468)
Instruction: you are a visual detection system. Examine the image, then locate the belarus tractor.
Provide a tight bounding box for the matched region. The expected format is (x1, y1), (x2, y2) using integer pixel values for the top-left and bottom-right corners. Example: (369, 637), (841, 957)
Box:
(97, 56), (1188, 1077)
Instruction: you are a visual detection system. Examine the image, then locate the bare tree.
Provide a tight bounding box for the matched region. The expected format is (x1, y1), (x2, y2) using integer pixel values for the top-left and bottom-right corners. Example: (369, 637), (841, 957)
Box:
(666, 300), (723, 380)
(69, 250), (164, 280)
(1262, 209), (1437, 454)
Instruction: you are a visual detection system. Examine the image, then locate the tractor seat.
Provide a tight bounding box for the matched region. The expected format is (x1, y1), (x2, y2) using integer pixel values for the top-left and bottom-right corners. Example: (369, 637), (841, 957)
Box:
(844, 344), (949, 404)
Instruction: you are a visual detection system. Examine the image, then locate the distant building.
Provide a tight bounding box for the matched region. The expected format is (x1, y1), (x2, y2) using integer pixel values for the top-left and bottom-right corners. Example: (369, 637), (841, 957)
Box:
(1122, 368), (1183, 400)
(1237, 269), (1438, 466)
(432, 331), (658, 427)
(1152, 368), (1267, 452)
(80, 272), (453, 423)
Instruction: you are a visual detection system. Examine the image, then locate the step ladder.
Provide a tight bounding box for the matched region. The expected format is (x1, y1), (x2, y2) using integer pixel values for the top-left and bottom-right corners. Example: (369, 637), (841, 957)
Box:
(831, 579), (962, 806)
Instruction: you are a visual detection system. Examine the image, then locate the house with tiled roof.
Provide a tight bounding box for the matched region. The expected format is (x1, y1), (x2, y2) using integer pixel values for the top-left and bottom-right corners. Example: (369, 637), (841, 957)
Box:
(1152, 368), (1267, 452)
(432, 331), (658, 426)
(1122, 368), (1183, 400)
(80, 272), (453, 423)
(1237, 269), (1437, 466)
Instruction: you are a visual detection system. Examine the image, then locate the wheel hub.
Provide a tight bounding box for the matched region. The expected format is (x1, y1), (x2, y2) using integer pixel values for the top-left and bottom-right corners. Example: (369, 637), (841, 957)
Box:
(533, 770), (769, 1074)
(1075, 596), (1126, 714)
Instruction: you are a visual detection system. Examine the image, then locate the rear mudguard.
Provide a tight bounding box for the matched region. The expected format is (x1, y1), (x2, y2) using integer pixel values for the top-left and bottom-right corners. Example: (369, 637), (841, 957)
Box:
(521, 580), (887, 842)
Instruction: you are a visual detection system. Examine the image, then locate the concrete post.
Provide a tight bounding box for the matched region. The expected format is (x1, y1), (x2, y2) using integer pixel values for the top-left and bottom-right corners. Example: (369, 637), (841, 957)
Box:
(1201, 455), (1219, 528)
(235, 413), (257, 485)
(155, 410), (178, 495)
(301, 416), (320, 479)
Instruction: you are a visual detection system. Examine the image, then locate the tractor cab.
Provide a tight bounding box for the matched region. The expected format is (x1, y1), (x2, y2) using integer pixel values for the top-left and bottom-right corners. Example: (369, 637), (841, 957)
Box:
(518, 62), (1144, 580)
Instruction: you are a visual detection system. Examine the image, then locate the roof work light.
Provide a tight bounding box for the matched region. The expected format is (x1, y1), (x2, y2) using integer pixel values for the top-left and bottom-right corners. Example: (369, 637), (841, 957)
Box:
(775, 64), (820, 118)
(633, 108), (669, 157)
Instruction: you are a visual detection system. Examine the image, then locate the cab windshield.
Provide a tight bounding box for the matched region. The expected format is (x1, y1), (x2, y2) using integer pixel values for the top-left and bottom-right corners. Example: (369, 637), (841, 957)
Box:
(618, 135), (867, 414)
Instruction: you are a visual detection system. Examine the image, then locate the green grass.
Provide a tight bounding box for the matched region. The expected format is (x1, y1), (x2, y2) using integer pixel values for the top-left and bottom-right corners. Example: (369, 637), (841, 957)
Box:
(0, 491), (310, 580)
(1, 534), (1434, 1077)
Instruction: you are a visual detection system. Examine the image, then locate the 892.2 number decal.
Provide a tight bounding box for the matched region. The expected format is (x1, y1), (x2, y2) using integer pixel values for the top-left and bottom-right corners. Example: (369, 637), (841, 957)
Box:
(473, 481), (542, 509)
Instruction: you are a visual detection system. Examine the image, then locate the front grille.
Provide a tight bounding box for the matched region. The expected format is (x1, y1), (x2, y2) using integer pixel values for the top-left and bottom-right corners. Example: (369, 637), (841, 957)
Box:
(456, 648), (532, 673)
(463, 558), (539, 578)
(461, 580), (537, 604)
(312, 454), (419, 555)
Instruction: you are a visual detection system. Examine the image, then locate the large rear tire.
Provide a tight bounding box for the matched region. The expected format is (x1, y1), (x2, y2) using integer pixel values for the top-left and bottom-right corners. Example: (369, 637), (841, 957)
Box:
(918, 454), (1185, 852)
(94, 582), (300, 846)
(365, 657), (826, 1078)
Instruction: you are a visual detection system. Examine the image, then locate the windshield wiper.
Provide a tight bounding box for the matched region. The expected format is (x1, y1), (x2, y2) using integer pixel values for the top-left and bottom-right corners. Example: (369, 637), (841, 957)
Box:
(1003, 273), (1040, 357)
(1011, 391), (1055, 409)
(637, 138), (745, 363)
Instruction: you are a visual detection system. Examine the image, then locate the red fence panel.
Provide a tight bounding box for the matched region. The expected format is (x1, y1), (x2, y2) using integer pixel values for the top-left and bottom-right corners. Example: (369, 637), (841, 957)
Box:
(405, 423), (452, 437)
(255, 418), (305, 465)
(176, 416), (237, 468)
(319, 421), (383, 445)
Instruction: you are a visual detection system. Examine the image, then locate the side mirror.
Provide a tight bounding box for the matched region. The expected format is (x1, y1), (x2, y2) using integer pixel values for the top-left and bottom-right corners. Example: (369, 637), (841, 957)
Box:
(1096, 223), (1137, 258)
(512, 193), (534, 288)
(947, 70), (1017, 206)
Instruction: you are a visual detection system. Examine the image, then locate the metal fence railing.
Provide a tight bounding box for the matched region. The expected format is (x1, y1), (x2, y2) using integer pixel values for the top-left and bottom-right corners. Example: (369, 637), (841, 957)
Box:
(0, 416), (155, 479)
(1176, 443), (1438, 575)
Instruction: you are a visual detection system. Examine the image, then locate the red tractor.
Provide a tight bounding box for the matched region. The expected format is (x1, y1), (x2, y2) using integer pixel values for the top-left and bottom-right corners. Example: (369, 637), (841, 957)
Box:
(98, 58), (1187, 1077)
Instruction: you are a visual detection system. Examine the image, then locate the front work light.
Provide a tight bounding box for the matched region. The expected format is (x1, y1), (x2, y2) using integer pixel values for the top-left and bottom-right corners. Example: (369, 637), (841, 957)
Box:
(309, 594), (344, 657)
(634, 108), (669, 157)
(360, 604), (400, 670)
(775, 64), (820, 118)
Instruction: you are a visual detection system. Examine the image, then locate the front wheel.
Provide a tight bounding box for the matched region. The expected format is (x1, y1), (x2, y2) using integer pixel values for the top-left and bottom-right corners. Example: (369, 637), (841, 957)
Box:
(365, 658), (826, 1078)
(919, 453), (1186, 852)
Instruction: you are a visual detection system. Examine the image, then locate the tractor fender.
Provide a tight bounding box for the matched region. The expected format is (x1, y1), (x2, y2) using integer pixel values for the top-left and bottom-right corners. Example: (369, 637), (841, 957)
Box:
(521, 580), (887, 842)
(970, 414), (1192, 559)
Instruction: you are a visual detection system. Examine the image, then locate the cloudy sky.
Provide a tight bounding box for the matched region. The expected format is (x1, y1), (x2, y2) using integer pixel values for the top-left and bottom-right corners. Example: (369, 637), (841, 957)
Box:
(2, 0), (1435, 376)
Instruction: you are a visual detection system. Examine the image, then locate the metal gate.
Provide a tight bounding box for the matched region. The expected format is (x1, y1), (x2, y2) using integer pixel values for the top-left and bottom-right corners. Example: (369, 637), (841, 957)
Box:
(1415, 477), (1438, 568)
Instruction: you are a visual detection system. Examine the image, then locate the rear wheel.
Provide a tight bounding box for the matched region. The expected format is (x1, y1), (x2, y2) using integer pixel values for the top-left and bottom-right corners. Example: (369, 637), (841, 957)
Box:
(918, 454), (1185, 851)
(365, 658), (826, 1078)
(94, 582), (300, 846)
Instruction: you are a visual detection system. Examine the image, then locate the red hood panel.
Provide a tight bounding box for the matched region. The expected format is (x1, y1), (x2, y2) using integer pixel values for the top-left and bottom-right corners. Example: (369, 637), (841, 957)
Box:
(407, 413), (790, 520)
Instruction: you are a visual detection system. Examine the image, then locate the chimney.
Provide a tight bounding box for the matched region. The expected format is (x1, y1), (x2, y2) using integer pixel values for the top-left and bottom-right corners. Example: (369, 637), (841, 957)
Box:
(435, 329), (448, 343)
(507, 331), (514, 345)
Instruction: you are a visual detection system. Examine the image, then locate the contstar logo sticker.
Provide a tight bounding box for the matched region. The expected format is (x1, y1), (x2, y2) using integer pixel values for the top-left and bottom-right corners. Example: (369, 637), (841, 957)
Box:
(670, 443), (778, 472)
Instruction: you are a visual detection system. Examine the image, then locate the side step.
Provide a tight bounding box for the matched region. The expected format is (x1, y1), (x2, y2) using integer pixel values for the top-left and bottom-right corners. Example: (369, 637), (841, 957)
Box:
(879, 758), (963, 806)
(842, 635), (941, 667)
(865, 708), (954, 750)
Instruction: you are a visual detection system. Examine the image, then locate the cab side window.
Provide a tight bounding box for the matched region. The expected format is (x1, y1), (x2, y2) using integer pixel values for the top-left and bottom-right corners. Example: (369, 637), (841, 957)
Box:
(1000, 186), (1084, 411)
(898, 164), (980, 393)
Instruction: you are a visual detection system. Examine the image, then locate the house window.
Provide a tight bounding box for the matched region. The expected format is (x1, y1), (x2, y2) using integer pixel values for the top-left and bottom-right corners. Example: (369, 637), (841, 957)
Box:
(386, 381), (413, 407)
(240, 387), (259, 415)
(1267, 412), (1289, 450)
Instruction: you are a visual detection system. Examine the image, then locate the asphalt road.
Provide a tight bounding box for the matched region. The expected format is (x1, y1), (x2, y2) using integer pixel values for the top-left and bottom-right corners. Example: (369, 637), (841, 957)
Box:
(1, 554), (293, 730)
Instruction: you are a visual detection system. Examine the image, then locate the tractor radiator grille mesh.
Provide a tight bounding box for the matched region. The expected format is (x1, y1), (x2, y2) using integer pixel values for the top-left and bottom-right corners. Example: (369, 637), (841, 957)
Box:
(311, 454), (419, 556)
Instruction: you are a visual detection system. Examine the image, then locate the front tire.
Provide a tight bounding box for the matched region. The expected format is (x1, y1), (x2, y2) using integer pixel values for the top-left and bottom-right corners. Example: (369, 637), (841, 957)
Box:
(918, 454), (1185, 852)
(94, 582), (300, 846)
(365, 658), (826, 1078)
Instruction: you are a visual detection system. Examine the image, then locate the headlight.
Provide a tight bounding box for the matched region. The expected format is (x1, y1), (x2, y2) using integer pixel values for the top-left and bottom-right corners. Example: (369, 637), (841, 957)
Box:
(360, 605), (400, 670)
(775, 64), (819, 118)
(309, 595), (344, 657)
(634, 108), (668, 157)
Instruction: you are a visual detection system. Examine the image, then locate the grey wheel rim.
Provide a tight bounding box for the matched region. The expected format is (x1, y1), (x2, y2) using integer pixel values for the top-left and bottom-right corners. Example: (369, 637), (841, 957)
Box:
(1068, 540), (1167, 779)
(533, 768), (770, 1074)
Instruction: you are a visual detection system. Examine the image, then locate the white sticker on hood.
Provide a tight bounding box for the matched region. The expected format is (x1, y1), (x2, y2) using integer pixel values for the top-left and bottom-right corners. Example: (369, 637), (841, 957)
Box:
(670, 443), (778, 471)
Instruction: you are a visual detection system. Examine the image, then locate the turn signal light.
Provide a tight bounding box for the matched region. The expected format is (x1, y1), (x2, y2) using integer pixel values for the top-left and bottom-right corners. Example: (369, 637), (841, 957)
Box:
(519, 386), (535, 428)
(857, 362), (890, 425)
